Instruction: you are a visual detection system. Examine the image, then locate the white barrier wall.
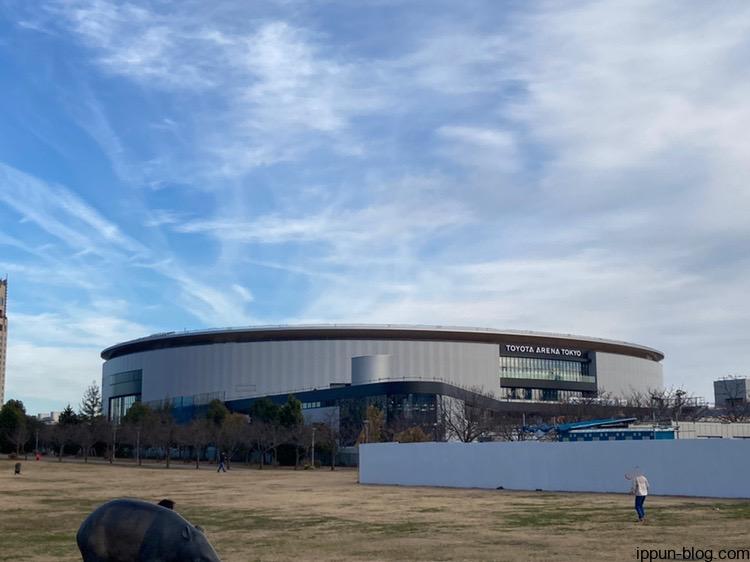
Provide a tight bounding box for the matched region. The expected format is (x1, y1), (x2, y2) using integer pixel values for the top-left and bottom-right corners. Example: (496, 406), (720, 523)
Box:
(359, 440), (750, 498)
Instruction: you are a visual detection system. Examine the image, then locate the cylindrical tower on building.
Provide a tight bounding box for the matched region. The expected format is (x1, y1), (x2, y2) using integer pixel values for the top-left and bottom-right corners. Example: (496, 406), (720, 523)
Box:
(351, 355), (391, 385)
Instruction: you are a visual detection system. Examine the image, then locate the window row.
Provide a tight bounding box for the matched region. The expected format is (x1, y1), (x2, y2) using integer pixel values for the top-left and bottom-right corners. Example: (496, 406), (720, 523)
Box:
(302, 400), (336, 410)
(303, 401), (322, 409)
(499, 356), (593, 383)
(502, 388), (586, 402)
(110, 369), (142, 385)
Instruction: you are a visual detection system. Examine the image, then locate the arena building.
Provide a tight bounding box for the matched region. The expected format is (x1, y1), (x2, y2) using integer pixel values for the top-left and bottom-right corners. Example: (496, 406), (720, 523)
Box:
(101, 325), (664, 433)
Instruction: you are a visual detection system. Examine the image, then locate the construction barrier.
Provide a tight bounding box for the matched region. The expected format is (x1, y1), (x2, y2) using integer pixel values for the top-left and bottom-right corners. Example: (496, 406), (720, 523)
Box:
(359, 439), (750, 498)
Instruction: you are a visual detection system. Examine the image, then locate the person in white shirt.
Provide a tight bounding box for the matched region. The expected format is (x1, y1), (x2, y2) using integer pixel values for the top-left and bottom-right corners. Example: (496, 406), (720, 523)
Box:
(628, 472), (650, 522)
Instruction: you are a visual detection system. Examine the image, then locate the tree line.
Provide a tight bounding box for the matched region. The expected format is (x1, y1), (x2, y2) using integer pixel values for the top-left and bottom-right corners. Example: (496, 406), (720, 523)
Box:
(2, 380), (742, 460)
(0, 383), (348, 469)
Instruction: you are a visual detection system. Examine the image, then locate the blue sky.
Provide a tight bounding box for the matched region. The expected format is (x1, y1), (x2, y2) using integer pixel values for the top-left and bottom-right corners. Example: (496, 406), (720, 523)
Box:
(1, 0), (749, 414)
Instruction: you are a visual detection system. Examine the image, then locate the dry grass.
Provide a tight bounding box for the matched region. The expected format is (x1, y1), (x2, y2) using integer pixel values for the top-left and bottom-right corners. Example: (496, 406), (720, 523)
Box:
(1, 458), (749, 561)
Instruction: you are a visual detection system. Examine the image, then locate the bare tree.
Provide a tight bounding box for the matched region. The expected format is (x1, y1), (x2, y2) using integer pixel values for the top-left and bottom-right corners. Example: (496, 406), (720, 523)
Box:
(283, 422), (307, 470)
(180, 418), (212, 469)
(624, 390), (649, 410)
(42, 424), (64, 461)
(205, 399), (230, 463)
(75, 421), (97, 463)
(48, 422), (77, 461)
(488, 414), (528, 442)
(557, 392), (626, 422)
(220, 413), (249, 469)
(620, 387), (709, 425)
(10, 419), (28, 457)
(122, 402), (154, 466)
(647, 387), (708, 423)
(247, 420), (283, 469)
(153, 403), (177, 468)
(318, 410), (341, 470)
(438, 392), (495, 443)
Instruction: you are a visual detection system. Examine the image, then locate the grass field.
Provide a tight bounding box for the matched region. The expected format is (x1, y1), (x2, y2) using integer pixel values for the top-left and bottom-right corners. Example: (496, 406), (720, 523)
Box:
(1, 458), (749, 561)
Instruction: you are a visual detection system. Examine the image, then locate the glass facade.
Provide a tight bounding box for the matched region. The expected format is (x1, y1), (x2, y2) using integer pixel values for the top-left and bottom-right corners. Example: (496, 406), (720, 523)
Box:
(505, 387), (533, 400)
(501, 388), (585, 401)
(338, 393), (438, 445)
(111, 370), (142, 384)
(109, 369), (143, 422)
(110, 369), (143, 397)
(499, 356), (594, 384)
(109, 394), (140, 423)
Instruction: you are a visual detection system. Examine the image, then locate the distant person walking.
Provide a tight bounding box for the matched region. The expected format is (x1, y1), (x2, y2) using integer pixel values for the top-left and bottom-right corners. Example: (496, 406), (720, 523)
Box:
(217, 451), (227, 473)
(627, 471), (650, 522)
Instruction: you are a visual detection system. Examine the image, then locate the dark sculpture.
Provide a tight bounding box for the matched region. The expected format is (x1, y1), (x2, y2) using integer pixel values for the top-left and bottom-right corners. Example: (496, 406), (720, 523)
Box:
(76, 498), (221, 562)
(157, 499), (175, 510)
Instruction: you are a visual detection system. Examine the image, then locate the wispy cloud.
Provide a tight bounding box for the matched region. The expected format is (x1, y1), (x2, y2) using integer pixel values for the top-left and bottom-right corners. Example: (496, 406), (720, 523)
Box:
(144, 259), (257, 326)
(2, 0), (750, 411)
(0, 161), (256, 327)
(143, 209), (191, 228)
(42, 2), (390, 178)
(174, 174), (472, 269)
(0, 163), (144, 256)
(11, 309), (150, 349)
(50, 0), (216, 89)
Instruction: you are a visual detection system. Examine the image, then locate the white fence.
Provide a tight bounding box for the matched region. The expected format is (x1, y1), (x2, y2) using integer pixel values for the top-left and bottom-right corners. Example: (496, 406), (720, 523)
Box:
(359, 440), (750, 498)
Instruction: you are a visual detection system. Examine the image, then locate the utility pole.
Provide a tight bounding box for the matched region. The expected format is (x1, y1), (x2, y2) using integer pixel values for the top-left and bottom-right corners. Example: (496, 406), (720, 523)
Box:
(110, 423), (117, 464)
(136, 428), (141, 466)
(311, 427), (316, 468)
(675, 389), (686, 439)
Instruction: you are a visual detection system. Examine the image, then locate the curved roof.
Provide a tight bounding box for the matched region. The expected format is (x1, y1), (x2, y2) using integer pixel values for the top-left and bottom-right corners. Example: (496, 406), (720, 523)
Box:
(101, 324), (664, 362)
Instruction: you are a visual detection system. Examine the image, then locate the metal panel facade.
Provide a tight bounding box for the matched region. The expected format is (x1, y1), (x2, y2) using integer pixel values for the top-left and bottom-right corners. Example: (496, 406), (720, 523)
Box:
(102, 339), (501, 414)
(594, 351), (663, 397)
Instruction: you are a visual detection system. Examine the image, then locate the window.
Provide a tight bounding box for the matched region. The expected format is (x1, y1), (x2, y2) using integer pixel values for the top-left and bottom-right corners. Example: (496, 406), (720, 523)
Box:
(109, 394), (141, 423)
(110, 370), (143, 397)
(111, 370), (142, 385)
(499, 356), (592, 383)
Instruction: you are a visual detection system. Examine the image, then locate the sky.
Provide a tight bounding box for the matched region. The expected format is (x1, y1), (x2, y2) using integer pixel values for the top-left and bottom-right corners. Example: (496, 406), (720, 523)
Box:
(0, 0), (748, 415)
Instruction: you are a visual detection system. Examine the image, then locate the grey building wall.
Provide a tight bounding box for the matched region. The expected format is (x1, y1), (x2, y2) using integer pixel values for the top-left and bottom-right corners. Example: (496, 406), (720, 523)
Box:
(594, 352), (663, 398)
(713, 378), (749, 407)
(103, 339), (501, 415)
